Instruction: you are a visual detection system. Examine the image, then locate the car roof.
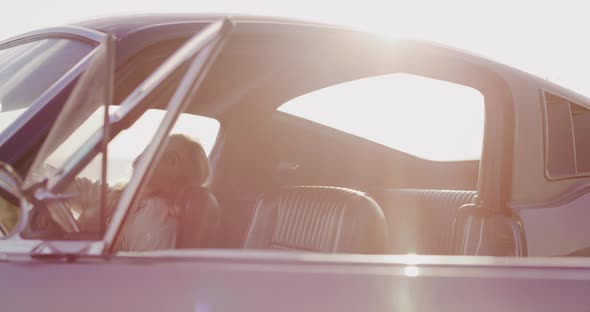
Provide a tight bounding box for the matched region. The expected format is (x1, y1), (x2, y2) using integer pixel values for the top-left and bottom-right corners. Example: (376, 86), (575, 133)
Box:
(73, 13), (590, 103)
(73, 13), (339, 39)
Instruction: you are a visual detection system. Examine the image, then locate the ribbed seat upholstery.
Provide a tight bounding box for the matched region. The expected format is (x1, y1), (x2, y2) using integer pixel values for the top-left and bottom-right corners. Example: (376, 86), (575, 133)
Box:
(370, 189), (477, 255)
(243, 186), (390, 254)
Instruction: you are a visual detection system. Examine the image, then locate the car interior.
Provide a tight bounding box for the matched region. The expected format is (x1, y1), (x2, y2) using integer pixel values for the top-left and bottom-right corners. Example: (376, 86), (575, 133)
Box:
(109, 24), (489, 256)
(6, 22), (522, 256)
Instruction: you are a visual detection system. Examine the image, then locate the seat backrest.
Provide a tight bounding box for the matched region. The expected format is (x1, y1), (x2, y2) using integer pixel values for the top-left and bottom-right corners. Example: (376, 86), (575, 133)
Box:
(370, 189), (477, 254)
(243, 186), (390, 254)
(176, 187), (221, 248)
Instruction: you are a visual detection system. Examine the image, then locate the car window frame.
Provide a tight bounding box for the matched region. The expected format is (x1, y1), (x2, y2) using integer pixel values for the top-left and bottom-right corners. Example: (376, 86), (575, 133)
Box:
(101, 20), (230, 253)
(275, 72), (486, 162)
(0, 29), (115, 255)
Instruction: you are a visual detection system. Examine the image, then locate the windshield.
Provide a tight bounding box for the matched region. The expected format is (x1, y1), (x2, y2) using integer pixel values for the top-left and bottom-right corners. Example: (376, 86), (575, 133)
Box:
(26, 40), (112, 185)
(0, 38), (94, 135)
(16, 36), (115, 240)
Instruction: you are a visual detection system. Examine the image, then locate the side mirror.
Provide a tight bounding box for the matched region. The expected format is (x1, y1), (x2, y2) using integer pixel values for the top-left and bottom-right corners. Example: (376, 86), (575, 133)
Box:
(0, 161), (28, 238)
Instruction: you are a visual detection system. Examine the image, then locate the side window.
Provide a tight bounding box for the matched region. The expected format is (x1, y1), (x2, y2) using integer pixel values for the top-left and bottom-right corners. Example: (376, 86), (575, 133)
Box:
(23, 106), (220, 239)
(12, 21), (225, 245)
(0, 38), (94, 133)
(47, 107), (220, 183)
(278, 73), (485, 161)
(544, 91), (590, 178)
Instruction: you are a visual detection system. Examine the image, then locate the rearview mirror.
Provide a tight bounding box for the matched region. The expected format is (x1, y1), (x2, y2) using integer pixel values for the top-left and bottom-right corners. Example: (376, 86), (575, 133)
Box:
(0, 161), (27, 238)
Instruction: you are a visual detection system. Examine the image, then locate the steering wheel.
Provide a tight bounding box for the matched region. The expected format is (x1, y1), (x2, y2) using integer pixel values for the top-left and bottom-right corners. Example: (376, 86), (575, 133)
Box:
(27, 163), (82, 234)
(46, 198), (81, 233)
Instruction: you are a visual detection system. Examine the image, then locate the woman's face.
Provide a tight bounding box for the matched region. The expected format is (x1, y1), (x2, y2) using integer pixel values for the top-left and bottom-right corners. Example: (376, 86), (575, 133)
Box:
(131, 134), (207, 196)
(132, 140), (183, 195)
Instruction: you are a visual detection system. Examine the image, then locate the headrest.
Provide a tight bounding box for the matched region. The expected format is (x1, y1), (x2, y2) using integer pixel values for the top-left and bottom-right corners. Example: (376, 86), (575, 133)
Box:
(243, 186), (390, 254)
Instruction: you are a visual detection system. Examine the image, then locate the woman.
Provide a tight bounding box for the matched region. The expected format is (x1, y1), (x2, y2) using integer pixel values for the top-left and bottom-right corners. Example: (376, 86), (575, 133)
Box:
(114, 134), (211, 251)
(73, 134), (211, 251)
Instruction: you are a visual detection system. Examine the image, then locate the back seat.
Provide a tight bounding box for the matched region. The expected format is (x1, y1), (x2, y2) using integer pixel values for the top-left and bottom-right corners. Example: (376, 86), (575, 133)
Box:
(369, 189), (476, 255)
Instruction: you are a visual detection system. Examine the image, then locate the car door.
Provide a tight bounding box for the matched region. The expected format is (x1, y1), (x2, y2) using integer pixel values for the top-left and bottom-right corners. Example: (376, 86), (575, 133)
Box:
(0, 19), (231, 255)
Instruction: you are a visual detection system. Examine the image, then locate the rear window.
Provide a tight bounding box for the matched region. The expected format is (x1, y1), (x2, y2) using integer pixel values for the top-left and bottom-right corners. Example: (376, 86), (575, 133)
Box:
(278, 73), (485, 161)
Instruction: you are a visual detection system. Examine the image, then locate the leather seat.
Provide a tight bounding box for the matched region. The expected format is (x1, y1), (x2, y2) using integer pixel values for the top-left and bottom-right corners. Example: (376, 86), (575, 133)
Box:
(173, 135), (221, 249)
(243, 186), (390, 254)
(370, 189), (477, 254)
(175, 186), (220, 248)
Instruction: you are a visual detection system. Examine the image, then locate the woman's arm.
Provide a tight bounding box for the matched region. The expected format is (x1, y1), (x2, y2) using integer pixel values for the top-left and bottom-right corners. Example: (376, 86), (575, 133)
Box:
(74, 178), (123, 233)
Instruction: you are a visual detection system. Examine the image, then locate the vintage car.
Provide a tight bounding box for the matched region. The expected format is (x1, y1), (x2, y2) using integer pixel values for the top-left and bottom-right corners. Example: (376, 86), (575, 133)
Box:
(1, 14), (590, 311)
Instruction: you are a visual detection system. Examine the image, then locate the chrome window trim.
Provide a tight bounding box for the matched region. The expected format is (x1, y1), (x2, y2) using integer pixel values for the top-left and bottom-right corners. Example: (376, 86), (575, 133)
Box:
(0, 26), (106, 47)
(0, 26), (109, 147)
(0, 238), (105, 255)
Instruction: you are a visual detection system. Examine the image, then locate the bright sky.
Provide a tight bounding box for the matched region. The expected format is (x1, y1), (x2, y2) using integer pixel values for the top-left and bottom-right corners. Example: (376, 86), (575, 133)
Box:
(1, 0), (589, 96)
(280, 73), (485, 161)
